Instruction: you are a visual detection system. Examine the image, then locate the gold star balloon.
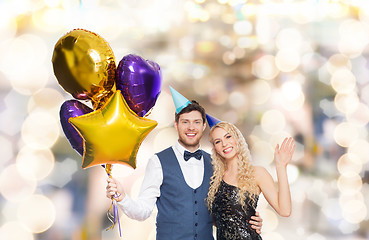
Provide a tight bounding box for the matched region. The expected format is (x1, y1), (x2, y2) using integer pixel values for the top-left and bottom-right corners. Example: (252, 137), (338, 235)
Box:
(69, 90), (158, 169)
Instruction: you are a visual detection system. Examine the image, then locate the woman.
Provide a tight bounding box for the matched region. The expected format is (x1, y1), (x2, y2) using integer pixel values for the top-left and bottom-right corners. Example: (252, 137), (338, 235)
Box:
(207, 122), (295, 240)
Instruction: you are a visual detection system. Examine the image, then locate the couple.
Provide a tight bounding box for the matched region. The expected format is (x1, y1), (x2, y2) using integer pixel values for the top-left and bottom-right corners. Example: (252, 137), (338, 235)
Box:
(106, 91), (295, 240)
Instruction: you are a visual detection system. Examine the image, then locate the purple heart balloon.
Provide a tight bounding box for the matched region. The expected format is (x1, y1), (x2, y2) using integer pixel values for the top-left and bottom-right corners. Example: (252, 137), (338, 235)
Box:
(116, 54), (162, 117)
(60, 100), (93, 156)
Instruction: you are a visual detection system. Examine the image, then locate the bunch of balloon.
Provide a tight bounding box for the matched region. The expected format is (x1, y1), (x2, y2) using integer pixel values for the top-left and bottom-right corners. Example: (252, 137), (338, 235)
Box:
(52, 29), (162, 237)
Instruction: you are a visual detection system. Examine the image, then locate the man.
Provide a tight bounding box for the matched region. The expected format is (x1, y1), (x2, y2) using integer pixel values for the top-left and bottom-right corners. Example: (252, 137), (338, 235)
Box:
(106, 88), (262, 239)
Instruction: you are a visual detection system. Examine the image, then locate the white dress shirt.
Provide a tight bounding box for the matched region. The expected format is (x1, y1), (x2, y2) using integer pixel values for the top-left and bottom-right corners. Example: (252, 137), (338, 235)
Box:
(118, 141), (205, 221)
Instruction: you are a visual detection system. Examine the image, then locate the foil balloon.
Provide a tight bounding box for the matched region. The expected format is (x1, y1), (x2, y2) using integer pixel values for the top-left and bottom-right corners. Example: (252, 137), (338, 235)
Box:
(116, 54), (162, 117)
(69, 90), (158, 169)
(52, 29), (116, 105)
(60, 100), (93, 155)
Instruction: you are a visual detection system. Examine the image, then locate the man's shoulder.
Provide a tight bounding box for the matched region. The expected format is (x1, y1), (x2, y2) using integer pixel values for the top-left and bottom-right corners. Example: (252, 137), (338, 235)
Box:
(201, 149), (211, 157)
(201, 149), (212, 164)
(156, 146), (174, 155)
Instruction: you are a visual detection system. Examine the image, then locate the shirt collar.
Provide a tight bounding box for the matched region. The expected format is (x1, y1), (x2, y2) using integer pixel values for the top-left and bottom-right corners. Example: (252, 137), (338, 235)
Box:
(175, 141), (201, 157)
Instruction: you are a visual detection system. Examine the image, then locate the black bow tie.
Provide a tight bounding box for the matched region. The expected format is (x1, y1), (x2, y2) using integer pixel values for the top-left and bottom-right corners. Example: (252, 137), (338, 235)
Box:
(184, 150), (202, 161)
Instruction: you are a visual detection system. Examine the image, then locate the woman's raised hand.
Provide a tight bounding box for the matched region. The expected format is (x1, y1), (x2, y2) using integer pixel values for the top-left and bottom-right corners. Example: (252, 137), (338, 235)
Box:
(274, 137), (295, 168)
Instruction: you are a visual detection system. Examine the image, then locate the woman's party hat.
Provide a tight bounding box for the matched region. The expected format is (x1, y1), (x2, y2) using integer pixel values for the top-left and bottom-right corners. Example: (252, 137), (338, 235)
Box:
(206, 113), (221, 128)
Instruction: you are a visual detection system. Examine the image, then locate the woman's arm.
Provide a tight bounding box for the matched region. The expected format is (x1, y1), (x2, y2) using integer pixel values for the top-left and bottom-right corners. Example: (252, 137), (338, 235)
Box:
(255, 137), (295, 217)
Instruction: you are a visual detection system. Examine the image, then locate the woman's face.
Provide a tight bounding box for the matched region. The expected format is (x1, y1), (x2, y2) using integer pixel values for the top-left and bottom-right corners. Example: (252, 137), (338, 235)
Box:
(211, 127), (238, 160)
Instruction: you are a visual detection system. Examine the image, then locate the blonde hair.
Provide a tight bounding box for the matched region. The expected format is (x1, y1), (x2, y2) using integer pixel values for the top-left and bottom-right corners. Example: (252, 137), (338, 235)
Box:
(207, 122), (259, 212)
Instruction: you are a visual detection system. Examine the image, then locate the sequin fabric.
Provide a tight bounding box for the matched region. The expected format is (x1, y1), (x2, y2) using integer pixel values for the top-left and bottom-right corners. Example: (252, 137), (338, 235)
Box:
(212, 180), (262, 240)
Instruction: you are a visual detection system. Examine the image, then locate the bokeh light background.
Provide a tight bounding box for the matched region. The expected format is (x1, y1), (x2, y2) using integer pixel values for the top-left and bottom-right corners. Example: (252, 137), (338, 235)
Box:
(1, 0), (369, 239)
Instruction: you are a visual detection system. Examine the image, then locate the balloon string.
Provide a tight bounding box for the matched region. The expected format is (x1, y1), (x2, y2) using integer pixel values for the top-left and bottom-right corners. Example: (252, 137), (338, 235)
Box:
(104, 164), (122, 237)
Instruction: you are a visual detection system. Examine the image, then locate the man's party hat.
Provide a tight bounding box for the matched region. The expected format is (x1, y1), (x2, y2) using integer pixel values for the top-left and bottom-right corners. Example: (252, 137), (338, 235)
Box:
(169, 86), (191, 113)
(206, 113), (221, 128)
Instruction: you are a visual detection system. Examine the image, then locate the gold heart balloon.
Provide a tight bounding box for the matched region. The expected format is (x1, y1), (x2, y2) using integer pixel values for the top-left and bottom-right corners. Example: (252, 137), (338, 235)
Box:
(69, 90), (158, 169)
(52, 29), (116, 106)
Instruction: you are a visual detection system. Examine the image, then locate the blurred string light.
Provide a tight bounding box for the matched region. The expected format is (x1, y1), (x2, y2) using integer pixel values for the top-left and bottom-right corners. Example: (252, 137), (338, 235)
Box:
(0, 1), (67, 236)
(326, 8), (369, 228)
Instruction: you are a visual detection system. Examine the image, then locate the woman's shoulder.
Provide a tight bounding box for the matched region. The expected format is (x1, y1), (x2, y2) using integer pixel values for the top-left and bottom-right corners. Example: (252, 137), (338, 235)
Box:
(253, 166), (269, 179)
(253, 165), (266, 173)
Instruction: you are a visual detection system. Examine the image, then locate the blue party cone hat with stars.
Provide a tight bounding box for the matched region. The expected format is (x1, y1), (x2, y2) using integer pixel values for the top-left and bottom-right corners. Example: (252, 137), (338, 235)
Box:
(169, 86), (191, 113)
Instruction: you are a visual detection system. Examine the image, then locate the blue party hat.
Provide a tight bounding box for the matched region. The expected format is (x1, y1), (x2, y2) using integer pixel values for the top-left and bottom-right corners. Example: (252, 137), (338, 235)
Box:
(170, 86), (191, 113)
(206, 113), (221, 128)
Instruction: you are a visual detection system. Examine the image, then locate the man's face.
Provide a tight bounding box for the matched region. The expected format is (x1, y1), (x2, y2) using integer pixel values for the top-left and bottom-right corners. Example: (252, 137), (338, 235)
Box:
(174, 110), (206, 151)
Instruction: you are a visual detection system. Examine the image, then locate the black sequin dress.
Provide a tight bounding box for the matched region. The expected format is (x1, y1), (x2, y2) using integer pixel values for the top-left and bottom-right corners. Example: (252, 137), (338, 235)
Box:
(212, 180), (262, 240)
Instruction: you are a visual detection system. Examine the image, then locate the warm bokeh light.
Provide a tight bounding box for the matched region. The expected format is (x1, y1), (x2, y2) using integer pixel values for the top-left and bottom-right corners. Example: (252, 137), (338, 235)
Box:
(252, 55), (280, 80)
(21, 111), (60, 149)
(322, 198), (342, 220)
(229, 91), (247, 109)
(249, 79), (272, 105)
(233, 20), (253, 36)
(275, 49), (300, 72)
(333, 122), (359, 147)
(281, 81), (303, 101)
(326, 54), (351, 75)
(347, 139), (369, 164)
(275, 28), (302, 50)
(341, 200), (367, 224)
(338, 19), (369, 57)
(281, 92), (305, 112)
(339, 192), (364, 209)
(0, 34), (49, 95)
(330, 69), (356, 94)
(1, 0), (369, 239)
(27, 88), (66, 115)
(287, 164), (299, 184)
(17, 194), (56, 233)
(334, 92), (360, 114)
(337, 172), (362, 194)
(153, 127), (178, 153)
(346, 103), (369, 127)
(0, 165), (37, 202)
(0, 221), (34, 240)
(0, 135), (13, 167)
(147, 91), (175, 128)
(261, 110), (286, 134)
(16, 146), (55, 181)
(262, 232), (285, 240)
(259, 208), (279, 232)
(222, 51), (236, 65)
(337, 153), (363, 175)
(250, 139), (274, 166)
(0, 14), (17, 42)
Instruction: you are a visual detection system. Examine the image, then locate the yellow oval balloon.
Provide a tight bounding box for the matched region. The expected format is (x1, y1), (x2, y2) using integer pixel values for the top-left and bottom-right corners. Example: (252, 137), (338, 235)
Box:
(52, 29), (116, 103)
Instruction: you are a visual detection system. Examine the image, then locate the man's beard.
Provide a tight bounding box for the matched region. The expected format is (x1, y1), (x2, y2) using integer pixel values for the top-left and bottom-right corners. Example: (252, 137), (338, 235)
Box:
(178, 134), (202, 149)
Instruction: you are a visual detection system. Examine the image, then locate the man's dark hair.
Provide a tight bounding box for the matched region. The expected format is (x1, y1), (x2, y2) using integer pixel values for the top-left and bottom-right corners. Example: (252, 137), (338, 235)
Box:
(175, 100), (206, 124)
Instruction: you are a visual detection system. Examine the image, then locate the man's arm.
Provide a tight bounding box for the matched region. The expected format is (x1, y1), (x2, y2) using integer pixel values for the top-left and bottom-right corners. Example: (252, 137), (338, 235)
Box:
(106, 155), (163, 221)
